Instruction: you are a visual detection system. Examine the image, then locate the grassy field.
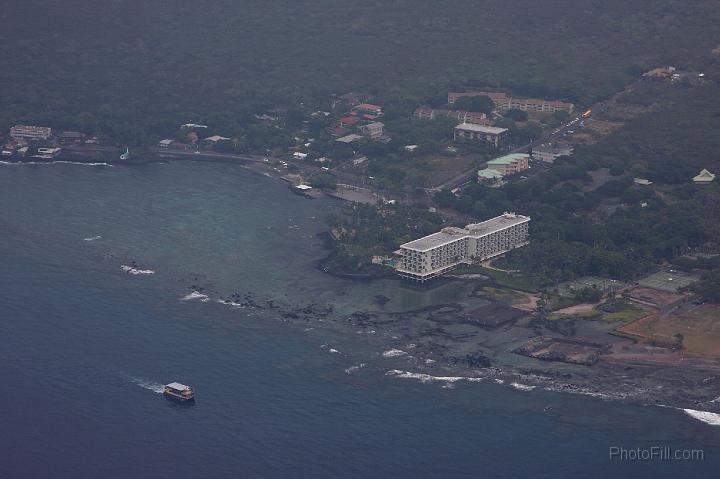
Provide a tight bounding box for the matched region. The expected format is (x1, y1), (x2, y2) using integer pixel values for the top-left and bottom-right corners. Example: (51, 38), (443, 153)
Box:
(619, 304), (720, 359)
(472, 286), (526, 303)
(548, 309), (602, 321)
(602, 303), (649, 323)
(457, 265), (538, 292)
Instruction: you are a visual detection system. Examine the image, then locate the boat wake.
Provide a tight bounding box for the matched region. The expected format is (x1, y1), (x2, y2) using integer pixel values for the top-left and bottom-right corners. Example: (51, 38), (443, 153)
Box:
(84, 235), (102, 242)
(129, 377), (165, 394)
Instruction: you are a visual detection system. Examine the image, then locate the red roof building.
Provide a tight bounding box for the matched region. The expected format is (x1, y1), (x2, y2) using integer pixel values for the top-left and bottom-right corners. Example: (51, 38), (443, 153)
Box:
(355, 103), (383, 115)
(329, 126), (350, 137)
(340, 116), (360, 127)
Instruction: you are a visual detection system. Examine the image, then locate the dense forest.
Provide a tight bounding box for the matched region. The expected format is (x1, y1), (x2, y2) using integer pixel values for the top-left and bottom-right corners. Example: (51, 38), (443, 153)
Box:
(1, 0), (720, 143)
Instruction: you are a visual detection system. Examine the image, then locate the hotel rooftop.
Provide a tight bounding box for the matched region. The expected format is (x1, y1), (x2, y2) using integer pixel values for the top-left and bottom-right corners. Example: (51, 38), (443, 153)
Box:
(454, 123), (508, 135)
(401, 213), (529, 252)
(401, 227), (468, 252)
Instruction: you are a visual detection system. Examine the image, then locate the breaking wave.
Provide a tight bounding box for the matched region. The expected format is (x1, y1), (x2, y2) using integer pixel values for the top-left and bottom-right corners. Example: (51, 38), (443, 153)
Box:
(121, 265), (155, 275)
(682, 408), (720, 426)
(386, 369), (484, 384)
(382, 349), (407, 358)
(215, 299), (245, 307)
(345, 363), (366, 374)
(510, 382), (536, 391)
(181, 291), (210, 302)
(84, 235), (102, 241)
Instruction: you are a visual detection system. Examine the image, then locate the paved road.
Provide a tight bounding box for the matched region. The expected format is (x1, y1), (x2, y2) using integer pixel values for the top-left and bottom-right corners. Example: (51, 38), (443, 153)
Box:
(429, 114), (588, 193)
(428, 79), (645, 193)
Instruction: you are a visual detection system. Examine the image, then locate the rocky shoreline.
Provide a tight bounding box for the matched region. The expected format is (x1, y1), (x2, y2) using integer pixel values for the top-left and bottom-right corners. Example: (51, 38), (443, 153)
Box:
(175, 273), (720, 418)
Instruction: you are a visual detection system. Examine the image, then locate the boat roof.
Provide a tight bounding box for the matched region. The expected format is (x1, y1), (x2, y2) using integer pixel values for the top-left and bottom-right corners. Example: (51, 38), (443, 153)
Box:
(165, 382), (191, 391)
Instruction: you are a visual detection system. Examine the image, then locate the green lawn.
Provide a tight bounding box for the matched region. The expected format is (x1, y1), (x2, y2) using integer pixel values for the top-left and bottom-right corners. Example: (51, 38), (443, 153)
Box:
(602, 307), (649, 323)
(548, 310), (602, 321)
(456, 265), (538, 292)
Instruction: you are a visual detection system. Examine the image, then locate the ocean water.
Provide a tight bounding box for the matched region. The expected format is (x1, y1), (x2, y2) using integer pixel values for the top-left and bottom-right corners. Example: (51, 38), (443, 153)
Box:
(1, 161), (719, 478)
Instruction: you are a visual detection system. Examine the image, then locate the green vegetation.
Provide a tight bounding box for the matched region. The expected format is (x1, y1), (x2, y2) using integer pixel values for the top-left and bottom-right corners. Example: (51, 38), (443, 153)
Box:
(472, 286), (527, 304)
(2, 1), (720, 145)
(674, 256), (720, 302)
(572, 287), (603, 304)
(548, 310), (602, 321)
(601, 300), (649, 322)
(324, 202), (444, 274)
(688, 271), (720, 303)
(455, 265), (538, 292)
(309, 173), (338, 190)
(504, 110), (529, 122)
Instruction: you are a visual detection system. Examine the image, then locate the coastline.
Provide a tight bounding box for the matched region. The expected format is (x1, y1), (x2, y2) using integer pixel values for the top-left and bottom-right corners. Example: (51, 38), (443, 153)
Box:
(5, 151), (719, 424)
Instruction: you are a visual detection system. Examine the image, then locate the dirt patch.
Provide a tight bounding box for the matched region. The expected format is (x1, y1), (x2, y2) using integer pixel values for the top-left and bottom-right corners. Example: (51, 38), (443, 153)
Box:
(553, 303), (598, 315)
(326, 185), (381, 204)
(615, 304), (720, 359)
(512, 293), (539, 311)
(629, 287), (686, 308)
(605, 341), (684, 366)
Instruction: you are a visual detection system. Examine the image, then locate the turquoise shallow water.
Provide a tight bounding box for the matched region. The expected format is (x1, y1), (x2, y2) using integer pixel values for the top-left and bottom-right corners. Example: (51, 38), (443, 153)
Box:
(1, 161), (719, 478)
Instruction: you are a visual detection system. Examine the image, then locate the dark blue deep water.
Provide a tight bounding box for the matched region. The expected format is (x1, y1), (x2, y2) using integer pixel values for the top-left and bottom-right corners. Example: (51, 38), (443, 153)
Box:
(1, 161), (719, 478)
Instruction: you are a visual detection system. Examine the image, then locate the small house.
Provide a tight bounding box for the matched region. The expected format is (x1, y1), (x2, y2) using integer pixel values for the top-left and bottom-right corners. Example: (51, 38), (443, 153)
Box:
(693, 169), (715, 184)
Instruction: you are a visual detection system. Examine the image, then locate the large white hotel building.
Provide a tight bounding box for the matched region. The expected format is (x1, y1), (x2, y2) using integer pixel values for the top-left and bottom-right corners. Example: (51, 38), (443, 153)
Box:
(396, 213), (530, 282)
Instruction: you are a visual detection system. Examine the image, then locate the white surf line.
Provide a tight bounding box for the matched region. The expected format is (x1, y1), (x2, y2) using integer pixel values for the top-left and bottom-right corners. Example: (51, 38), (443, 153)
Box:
(510, 382), (536, 391)
(382, 349), (407, 358)
(0, 160), (111, 166)
(181, 291), (210, 302)
(386, 369), (484, 384)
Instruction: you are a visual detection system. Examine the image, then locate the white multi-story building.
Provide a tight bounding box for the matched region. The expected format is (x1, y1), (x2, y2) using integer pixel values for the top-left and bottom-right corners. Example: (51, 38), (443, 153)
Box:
(10, 125), (52, 140)
(396, 213), (530, 282)
(359, 121), (384, 139)
(532, 144), (574, 163)
(454, 123), (508, 147)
